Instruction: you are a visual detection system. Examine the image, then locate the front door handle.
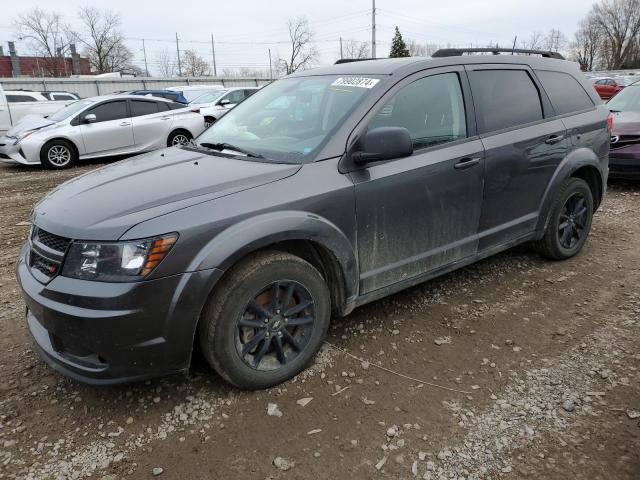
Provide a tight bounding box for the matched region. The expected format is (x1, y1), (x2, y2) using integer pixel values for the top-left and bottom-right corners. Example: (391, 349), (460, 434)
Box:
(160, 116), (171, 120)
(119, 122), (131, 126)
(454, 157), (481, 170)
(545, 134), (565, 145)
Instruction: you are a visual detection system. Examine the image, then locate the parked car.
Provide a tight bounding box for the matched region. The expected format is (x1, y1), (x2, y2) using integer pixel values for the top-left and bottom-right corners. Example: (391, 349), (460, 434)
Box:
(190, 87), (260, 126)
(17, 49), (609, 389)
(607, 82), (640, 179)
(166, 85), (225, 103)
(40, 91), (81, 101)
(128, 89), (189, 104)
(592, 77), (634, 99)
(0, 85), (74, 134)
(0, 95), (205, 168)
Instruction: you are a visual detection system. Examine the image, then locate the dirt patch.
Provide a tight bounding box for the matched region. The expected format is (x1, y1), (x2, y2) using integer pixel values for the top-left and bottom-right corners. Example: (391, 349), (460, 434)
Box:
(0, 161), (638, 479)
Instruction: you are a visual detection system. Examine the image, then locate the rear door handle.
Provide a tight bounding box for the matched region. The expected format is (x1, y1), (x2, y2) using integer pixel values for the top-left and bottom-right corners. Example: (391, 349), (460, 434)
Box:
(161, 116), (171, 120)
(545, 134), (565, 145)
(119, 122), (131, 126)
(454, 157), (481, 170)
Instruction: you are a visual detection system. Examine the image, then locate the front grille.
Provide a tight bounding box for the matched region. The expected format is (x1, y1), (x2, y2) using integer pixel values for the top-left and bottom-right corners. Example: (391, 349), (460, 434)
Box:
(30, 250), (59, 277)
(28, 227), (71, 282)
(33, 228), (71, 253)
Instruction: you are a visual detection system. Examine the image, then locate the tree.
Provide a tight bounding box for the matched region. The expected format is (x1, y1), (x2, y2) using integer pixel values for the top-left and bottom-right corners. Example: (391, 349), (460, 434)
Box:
(14, 8), (74, 76)
(278, 17), (318, 75)
(76, 6), (132, 74)
(570, 15), (603, 71)
(342, 39), (370, 59)
(389, 27), (409, 58)
(519, 31), (545, 50)
(182, 49), (210, 77)
(544, 28), (568, 52)
(156, 48), (177, 77)
(591, 0), (640, 69)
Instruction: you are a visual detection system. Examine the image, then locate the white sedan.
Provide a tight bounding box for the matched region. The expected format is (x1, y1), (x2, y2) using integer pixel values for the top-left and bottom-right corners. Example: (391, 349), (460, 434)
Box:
(0, 95), (206, 169)
(190, 87), (260, 127)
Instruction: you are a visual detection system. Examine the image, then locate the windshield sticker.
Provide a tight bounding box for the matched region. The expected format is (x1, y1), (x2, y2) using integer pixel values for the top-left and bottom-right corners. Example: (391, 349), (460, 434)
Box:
(331, 77), (380, 89)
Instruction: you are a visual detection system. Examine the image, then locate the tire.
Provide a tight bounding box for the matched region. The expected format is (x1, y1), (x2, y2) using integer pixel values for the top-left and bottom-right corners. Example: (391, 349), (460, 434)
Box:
(40, 139), (77, 169)
(198, 251), (331, 390)
(167, 129), (192, 147)
(536, 177), (594, 260)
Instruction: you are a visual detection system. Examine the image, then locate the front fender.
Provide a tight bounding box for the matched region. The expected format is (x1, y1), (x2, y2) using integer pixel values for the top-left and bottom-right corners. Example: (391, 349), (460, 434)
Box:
(189, 210), (359, 305)
(535, 147), (605, 233)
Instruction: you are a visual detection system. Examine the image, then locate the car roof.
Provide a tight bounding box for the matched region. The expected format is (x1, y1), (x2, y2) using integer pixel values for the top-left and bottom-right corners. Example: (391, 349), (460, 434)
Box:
(167, 85), (225, 91)
(89, 94), (178, 103)
(289, 54), (582, 78)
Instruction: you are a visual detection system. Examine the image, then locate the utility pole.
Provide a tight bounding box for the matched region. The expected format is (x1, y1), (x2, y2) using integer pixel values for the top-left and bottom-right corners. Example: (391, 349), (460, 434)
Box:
(211, 35), (217, 77)
(511, 36), (517, 54)
(340, 37), (343, 59)
(175, 32), (182, 76)
(268, 48), (273, 81)
(371, 0), (376, 58)
(142, 39), (149, 76)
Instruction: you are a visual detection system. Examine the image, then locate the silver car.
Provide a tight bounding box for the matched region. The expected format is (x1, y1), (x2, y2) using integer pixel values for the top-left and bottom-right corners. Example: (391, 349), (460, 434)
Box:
(190, 87), (260, 127)
(0, 95), (206, 169)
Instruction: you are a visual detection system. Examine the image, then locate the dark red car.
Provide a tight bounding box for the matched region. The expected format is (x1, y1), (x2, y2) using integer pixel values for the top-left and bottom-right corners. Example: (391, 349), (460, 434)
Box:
(593, 77), (634, 99)
(608, 81), (640, 179)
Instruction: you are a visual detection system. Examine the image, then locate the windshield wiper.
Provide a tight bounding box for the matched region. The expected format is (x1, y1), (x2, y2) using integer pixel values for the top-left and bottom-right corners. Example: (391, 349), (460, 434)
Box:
(199, 142), (264, 159)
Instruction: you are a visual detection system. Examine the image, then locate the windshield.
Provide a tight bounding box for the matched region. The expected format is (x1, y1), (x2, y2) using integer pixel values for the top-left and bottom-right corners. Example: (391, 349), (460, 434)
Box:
(182, 89), (222, 102)
(194, 75), (382, 163)
(190, 90), (228, 105)
(607, 85), (640, 111)
(48, 99), (93, 122)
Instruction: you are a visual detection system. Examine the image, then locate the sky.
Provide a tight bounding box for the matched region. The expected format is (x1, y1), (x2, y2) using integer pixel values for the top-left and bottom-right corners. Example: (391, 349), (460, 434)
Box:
(0, 0), (594, 76)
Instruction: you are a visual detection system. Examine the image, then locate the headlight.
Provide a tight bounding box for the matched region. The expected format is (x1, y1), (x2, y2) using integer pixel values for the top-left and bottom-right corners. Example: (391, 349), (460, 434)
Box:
(61, 234), (177, 282)
(14, 129), (37, 143)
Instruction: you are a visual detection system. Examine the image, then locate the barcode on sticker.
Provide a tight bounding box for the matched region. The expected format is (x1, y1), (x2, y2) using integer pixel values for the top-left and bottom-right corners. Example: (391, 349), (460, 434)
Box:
(331, 77), (380, 89)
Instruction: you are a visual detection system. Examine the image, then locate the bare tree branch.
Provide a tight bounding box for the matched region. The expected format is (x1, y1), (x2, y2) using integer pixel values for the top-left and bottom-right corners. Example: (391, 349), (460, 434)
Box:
(75, 6), (132, 74)
(14, 8), (75, 76)
(182, 49), (210, 77)
(277, 17), (318, 75)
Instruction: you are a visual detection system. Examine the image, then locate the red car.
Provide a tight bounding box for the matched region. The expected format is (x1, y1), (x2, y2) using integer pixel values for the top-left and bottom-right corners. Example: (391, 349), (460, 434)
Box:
(592, 77), (634, 99)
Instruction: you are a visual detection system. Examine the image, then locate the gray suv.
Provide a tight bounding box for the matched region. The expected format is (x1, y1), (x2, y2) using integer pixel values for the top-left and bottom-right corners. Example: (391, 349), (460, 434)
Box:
(17, 49), (610, 389)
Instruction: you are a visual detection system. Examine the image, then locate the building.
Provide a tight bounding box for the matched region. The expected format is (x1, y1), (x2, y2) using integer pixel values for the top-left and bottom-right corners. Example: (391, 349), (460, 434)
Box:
(0, 42), (91, 78)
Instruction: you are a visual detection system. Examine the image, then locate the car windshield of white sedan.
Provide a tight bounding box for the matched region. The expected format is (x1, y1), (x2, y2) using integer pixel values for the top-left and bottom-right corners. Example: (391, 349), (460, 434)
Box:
(195, 75), (382, 163)
(48, 99), (94, 122)
(608, 85), (640, 112)
(190, 90), (228, 105)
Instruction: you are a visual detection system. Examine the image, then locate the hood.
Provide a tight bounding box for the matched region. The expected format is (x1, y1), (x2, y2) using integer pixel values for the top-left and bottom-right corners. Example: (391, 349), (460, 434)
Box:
(6, 115), (55, 137)
(33, 146), (301, 240)
(611, 110), (640, 135)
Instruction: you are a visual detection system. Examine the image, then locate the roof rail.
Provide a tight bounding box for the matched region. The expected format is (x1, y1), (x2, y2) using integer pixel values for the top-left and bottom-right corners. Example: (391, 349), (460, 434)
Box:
(432, 48), (565, 60)
(334, 58), (379, 64)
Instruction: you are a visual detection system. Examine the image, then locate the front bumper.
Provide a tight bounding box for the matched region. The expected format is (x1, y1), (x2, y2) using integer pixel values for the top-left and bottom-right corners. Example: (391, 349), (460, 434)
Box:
(17, 245), (223, 384)
(609, 145), (640, 179)
(0, 136), (37, 165)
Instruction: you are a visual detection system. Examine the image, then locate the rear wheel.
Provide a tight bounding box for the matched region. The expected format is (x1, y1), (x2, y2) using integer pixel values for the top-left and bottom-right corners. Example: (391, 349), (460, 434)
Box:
(40, 140), (77, 169)
(167, 129), (192, 147)
(537, 177), (593, 260)
(198, 251), (331, 390)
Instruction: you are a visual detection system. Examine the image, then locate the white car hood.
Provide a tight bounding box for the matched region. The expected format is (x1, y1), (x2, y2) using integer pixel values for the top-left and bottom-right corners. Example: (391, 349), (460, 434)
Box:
(6, 115), (55, 137)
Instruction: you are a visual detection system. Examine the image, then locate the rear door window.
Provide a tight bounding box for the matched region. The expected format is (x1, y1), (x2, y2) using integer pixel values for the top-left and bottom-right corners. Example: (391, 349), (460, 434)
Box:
(535, 70), (594, 115)
(469, 69), (543, 133)
(131, 100), (159, 117)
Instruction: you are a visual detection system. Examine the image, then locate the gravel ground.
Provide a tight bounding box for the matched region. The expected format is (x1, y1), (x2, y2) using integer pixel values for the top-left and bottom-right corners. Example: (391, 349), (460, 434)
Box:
(0, 160), (638, 480)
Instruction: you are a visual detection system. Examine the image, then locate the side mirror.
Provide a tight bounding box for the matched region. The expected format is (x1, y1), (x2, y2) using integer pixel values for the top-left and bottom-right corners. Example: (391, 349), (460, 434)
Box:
(84, 113), (97, 123)
(352, 127), (413, 165)
(218, 99), (231, 106)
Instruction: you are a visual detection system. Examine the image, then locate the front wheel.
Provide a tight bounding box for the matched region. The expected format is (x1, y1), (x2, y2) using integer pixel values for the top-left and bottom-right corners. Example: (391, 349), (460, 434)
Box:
(537, 177), (594, 260)
(167, 130), (192, 147)
(40, 140), (77, 169)
(198, 251), (331, 390)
